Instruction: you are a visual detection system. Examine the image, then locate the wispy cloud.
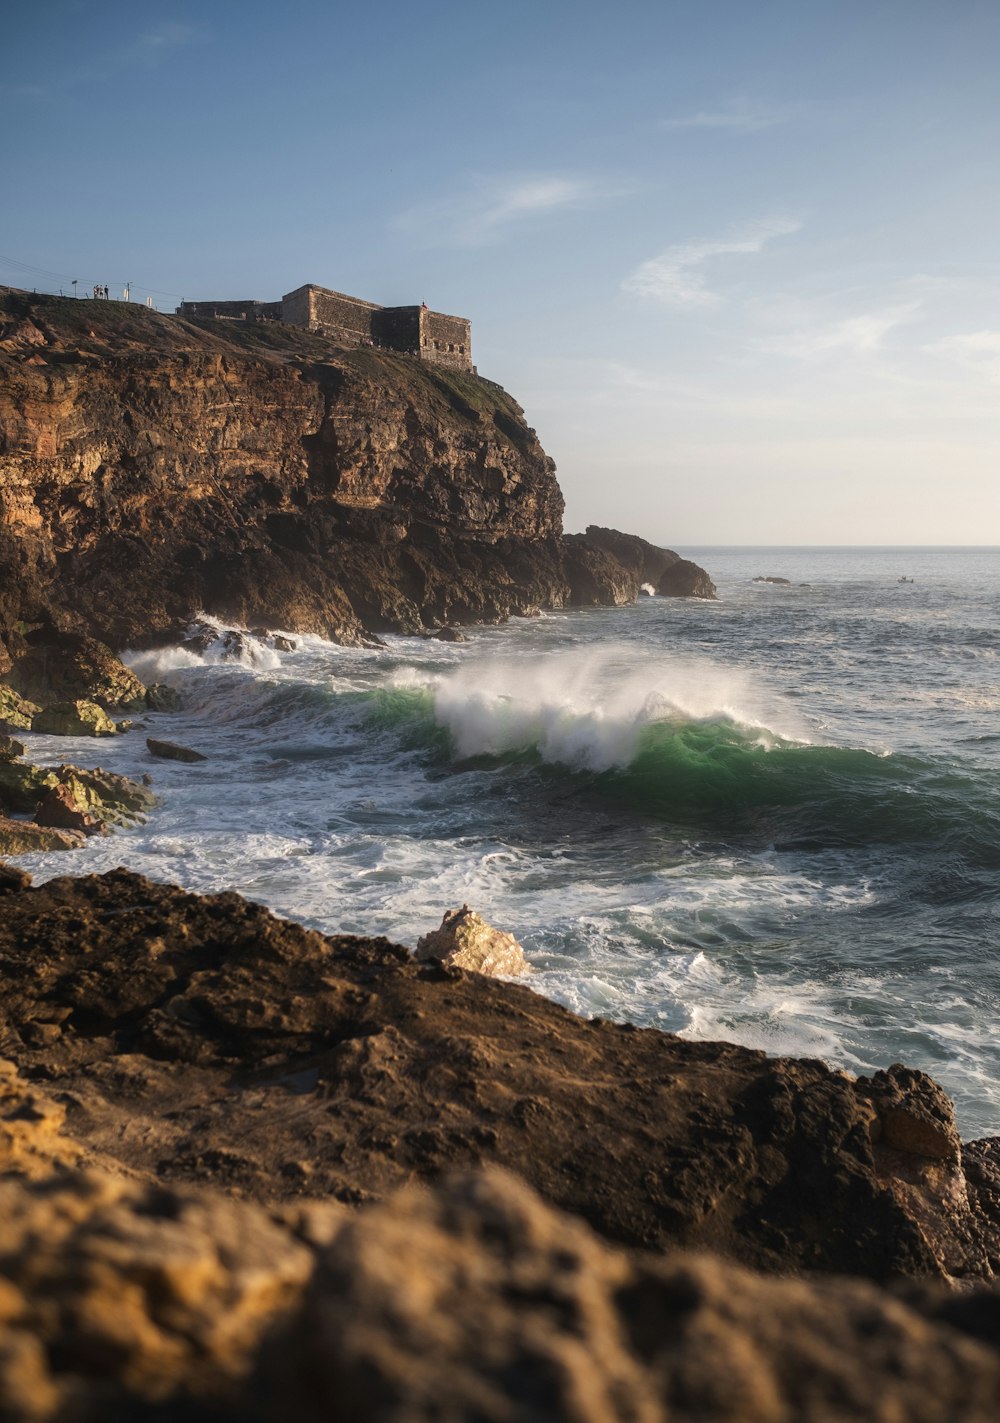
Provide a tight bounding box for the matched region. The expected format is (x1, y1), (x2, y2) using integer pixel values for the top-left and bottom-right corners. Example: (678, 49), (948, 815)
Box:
(622, 215), (802, 308)
(756, 302), (923, 359)
(922, 330), (1000, 383)
(395, 173), (611, 246)
(660, 101), (784, 134)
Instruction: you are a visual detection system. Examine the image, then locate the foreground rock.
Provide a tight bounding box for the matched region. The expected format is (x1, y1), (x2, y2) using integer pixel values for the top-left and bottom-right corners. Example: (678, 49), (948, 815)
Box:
(0, 815), (85, 852)
(415, 904), (528, 976)
(0, 867), (997, 1287)
(0, 743), (157, 848)
(0, 290), (714, 660)
(0, 1064), (999, 1423)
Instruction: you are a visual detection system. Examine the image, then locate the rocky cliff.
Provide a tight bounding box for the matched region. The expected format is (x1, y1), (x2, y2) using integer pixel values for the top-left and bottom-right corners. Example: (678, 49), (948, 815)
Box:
(0, 289), (711, 671)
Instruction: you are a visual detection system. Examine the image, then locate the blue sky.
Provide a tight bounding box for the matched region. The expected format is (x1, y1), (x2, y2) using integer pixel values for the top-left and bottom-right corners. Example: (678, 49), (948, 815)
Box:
(4, 0), (999, 543)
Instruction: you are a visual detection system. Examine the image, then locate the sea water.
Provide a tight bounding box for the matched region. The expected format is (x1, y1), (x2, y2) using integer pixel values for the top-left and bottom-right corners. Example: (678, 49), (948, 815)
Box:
(13, 547), (1000, 1138)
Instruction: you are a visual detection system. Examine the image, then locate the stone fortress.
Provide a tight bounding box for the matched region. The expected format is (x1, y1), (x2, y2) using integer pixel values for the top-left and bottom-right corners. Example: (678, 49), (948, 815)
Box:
(178, 284), (472, 372)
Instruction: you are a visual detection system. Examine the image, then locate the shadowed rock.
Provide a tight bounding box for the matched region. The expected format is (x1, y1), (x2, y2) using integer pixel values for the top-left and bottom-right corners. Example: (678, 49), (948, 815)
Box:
(147, 737), (207, 763)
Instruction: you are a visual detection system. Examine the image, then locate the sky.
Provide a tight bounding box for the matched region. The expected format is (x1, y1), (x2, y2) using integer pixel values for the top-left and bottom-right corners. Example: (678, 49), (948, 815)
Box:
(3, 0), (999, 545)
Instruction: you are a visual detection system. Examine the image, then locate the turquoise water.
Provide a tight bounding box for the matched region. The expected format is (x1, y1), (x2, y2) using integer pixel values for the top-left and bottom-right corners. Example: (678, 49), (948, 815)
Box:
(13, 546), (1000, 1137)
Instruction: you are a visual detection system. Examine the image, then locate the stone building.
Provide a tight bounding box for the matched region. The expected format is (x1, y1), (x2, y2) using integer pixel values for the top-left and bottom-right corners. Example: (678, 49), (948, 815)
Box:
(178, 283), (472, 372)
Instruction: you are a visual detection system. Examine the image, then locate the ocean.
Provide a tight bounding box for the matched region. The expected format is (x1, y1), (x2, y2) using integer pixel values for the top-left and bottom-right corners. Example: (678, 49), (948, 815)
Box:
(13, 546), (1000, 1138)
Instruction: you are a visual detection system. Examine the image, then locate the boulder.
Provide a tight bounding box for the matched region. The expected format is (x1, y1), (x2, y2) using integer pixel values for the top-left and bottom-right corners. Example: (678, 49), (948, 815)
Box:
(0, 760), (59, 813)
(146, 737), (207, 763)
(32, 700), (118, 736)
(0, 733), (26, 761)
(753, 575), (792, 585)
(415, 904), (528, 977)
(145, 682), (182, 712)
(0, 815), (85, 853)
(273, 635), (297, 652)
(7, 634), (147, 710)
(432, 626), (468, 642)
(0, 685), (41, 732)
(47, 765), (158, 826)
(33, 783), (109, 837)
(0, 862), (31, 894)
(657, 559), (718, 599)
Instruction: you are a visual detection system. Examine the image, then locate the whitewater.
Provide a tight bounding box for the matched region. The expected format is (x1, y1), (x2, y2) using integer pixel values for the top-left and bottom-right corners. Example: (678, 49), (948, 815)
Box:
(13, 546), (1000, 1137)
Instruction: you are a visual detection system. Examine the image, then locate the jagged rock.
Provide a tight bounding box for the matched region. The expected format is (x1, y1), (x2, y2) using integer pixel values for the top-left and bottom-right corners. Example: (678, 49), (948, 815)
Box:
(415, 904), (528, 976)
(0, 685), (41, 732)
(31, 700), (118, 736)
(146, 737), (207, 763)
(0, 1060), (82, 1178)
(33, 782), (109, 837)
(46, 764), (158, 826)
(432, 626), (467, 642)
(0, 869), (997, 1285)
(860, 1064), (962, 1162)
(658, 558), (718, 599)
(145, 682), (182, 712)
(0, 732), (25, 760)
(0, 760), (59, 813)
(6, 634), (147, 710)
(0, 815), (85, 852)
(272, 636), (297, 652)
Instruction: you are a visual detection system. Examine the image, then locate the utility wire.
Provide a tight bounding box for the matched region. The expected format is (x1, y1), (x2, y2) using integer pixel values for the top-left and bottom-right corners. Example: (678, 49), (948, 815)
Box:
(0, 253), (184, 301)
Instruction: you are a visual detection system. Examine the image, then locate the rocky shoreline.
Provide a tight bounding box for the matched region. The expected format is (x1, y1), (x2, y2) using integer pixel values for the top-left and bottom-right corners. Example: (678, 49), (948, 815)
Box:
(0, 866), (998, 1419)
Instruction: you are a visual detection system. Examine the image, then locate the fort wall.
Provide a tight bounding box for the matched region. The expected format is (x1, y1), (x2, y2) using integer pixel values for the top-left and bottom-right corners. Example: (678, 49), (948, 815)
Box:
(178, 283), (473, 371)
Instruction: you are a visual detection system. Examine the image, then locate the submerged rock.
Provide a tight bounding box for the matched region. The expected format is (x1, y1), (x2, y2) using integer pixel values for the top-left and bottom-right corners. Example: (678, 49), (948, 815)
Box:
(145, 682), (182, 712)
(146, 736), (207, 763)
(753, 575), (792, 585)
(31, 700), (118, 737)
(415, 905), (528, 976)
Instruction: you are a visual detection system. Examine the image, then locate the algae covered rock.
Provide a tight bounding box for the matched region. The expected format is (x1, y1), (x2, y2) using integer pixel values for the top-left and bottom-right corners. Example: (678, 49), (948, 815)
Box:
(415, 904), (528, 977)
(0, 760), (59, 813)
(32, 700), (118, 737)
(0, 685), (41, 732)
(6, 634), (147, 710)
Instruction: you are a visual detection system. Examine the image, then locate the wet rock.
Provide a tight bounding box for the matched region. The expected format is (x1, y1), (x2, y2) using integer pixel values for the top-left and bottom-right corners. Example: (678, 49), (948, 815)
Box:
(47, 764), (158, 826)
(753, 575), (792, 585)
(6, 634), (147, 710)
(31, 700), (118, 737)
(658, 559), (718, 599)
(33, 782), (109, 837)
(0, 815), (86, 853)
(415, 904), (528, 977)
(145, 682), (182, 712)
(432, 626), (467, 642)
(146, 737), (207, 763)
(0, 685), (41, 732)
(0, 733), (26, 760)
(272, 635), (297, 652)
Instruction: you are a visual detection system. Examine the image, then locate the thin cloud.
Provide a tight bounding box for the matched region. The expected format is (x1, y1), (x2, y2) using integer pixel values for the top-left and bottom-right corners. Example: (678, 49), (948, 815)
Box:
(622, 216), (802, 308)
(660, 102), (784, 134)
(395, 173), (610, 247)
(757, 302), (923, 359)
(923, 330), (1000, 383)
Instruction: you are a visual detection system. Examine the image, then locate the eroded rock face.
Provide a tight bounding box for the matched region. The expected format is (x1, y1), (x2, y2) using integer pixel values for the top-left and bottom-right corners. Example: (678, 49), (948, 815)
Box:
(6, 634), (147, 710)
(0, 868), (996, 1286)
(31, 700), (118, 737)
(657, 557), (717, 599)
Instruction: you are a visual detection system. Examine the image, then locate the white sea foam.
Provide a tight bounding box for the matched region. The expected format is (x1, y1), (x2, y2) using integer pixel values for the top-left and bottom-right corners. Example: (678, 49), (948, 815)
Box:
(392, 645), (813, 771)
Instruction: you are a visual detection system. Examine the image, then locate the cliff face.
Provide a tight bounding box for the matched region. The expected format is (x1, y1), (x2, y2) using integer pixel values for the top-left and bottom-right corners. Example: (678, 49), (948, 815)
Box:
(0, 291), (584, 664)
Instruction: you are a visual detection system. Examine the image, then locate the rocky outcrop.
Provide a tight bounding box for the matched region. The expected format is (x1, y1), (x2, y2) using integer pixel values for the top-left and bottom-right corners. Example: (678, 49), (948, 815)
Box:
(6, 633), (147, 709)
(658, 556), (717, 599)
(0, 290), (714, 662)
(0, 866), (996, 1288)
(415, 904), (528, 976)
(0, 743), (156, 849)
(0, 1057), (999, 1423)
